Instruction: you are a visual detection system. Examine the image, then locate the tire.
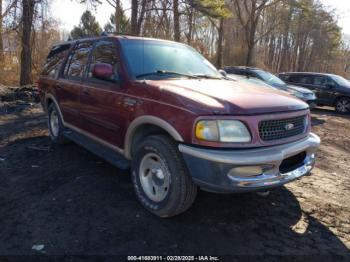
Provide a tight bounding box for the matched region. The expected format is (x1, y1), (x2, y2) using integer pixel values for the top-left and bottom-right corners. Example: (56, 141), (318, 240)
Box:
(47, 102), (68, 144)
(335, 97), (350, 114)
(131, 135), (197, 218)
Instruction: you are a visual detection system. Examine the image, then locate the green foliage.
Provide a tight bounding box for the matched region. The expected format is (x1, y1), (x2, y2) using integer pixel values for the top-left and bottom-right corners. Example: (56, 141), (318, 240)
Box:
(70, 10), (102, 39)
(104, 11), (130, 33)
(191, 0), (232, 19)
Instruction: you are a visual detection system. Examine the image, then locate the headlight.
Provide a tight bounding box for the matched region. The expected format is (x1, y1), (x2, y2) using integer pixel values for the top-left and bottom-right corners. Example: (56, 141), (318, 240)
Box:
(195, 120), (251, 143)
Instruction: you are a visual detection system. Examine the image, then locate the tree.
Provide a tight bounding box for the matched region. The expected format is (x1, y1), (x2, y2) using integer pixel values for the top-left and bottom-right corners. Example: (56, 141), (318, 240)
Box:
(20, 0), (35, 85)
(70, 10), (102, 39)
(173, 0), (180, 41)
(232, 0), (281, 66)
(104, 10), (130, 33)
(131, 0), (138, 34)
(0, 0), (3, 64)
(0, 0), (18, 64)
(190, 0), (231, 67)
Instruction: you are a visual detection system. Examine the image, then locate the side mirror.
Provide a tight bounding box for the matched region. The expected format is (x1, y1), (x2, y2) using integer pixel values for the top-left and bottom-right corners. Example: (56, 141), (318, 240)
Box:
(218, 69), (227, 78)
(92, 63), (114, 80)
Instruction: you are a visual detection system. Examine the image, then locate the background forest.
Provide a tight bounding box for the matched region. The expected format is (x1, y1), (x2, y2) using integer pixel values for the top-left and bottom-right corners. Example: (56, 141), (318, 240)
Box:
(0, 0), (349, 86)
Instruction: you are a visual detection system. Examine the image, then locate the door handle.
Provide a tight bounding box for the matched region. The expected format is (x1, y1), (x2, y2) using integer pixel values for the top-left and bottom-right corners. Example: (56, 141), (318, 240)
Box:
(54, 83), (62, 90)
(123, 97), (137, 106)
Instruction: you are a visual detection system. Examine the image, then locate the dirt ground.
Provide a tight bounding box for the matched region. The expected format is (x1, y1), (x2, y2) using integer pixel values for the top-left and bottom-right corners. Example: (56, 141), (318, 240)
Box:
(0, 87), (349, 258)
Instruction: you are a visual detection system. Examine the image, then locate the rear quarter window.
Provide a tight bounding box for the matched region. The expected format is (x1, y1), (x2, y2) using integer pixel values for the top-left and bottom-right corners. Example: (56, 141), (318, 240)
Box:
(41, 44), (71, 78)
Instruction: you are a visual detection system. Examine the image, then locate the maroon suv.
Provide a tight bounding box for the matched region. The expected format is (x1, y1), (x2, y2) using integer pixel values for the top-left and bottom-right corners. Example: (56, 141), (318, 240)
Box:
(38, 35), (320, 217)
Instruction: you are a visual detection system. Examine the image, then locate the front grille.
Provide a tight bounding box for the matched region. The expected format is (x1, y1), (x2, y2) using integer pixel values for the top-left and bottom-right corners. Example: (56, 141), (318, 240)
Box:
(259, 115), (307, 141)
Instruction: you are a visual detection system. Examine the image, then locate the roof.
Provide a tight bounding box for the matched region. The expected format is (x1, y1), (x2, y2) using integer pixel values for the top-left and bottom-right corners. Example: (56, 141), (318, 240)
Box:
(223, 66), (262, 71)
(279, 72), (335, 77)
(52, 34), (178, 48)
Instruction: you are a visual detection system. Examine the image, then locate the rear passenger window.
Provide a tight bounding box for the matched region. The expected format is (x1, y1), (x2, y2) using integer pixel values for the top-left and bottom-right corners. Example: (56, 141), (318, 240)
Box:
(64, 41), (93, 79)
(299, 76), (313, 84)
(42, 44), (70, 78)
(88, 40), (119, 82)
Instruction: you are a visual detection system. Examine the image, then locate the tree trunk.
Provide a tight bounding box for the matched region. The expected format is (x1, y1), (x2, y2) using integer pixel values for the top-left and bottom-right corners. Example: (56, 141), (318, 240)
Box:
(20, 0), (35, 86)
(246, 29), (256, 66)
(137, 0), (147, 35)
(173, 0), (180, 42)
(131, 0), (138, 34)
(0, 1), (4, 64)
(216, 18), (224, 68)
(186, 7), (193, 44)
(115, 0), (121, 33)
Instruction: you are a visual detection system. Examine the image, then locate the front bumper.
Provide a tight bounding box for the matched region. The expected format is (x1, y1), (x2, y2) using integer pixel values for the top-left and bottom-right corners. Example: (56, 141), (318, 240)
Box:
(179, 133), (320, 193)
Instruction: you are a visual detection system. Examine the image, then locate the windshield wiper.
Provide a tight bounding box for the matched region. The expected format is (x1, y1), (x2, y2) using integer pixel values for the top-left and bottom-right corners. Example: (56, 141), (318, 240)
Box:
(193, 74), (222, 79)
(136, 70), (199, 79)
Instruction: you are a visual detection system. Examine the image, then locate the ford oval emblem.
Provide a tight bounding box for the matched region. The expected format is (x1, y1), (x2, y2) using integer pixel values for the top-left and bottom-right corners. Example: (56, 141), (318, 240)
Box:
(285, 123), (295, 131)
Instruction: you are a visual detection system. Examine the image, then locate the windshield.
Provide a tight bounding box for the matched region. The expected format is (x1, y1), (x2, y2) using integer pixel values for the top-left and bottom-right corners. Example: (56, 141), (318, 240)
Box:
(254, 70), (286, 87)
(120, 39), (222, 79)
(330, 75), (350, 87)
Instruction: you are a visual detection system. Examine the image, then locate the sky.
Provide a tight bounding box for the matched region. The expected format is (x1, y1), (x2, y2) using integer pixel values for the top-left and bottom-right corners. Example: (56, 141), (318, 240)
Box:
(51, 0), (130, 33)
(52, 0), (350, 35)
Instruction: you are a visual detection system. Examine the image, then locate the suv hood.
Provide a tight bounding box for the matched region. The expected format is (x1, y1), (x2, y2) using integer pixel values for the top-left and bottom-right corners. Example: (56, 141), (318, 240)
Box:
(147, 79), (308, 115)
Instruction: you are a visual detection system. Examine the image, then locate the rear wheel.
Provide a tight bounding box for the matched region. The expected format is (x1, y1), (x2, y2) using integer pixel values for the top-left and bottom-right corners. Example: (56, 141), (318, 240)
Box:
(131, 135), (197, 218)
(335, 97), (350, 114)
(47, 103), (68, 144)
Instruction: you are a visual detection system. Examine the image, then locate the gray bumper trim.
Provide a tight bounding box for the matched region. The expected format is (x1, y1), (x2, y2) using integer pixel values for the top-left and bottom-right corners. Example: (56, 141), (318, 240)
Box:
(178, 133), (320, 166)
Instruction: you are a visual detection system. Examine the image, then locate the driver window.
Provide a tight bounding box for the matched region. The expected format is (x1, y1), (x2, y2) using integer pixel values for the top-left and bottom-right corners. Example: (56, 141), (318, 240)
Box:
(89, 40), (119, 82)
(313, 76), (325, 86)
(324, 77), (336, 87)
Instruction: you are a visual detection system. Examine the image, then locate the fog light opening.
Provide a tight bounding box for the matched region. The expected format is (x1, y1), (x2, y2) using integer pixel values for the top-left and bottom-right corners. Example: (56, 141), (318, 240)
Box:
(228, 165), (273, 179)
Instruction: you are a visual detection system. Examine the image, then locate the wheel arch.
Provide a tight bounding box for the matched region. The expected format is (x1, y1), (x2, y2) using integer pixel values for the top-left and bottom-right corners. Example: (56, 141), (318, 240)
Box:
(333, 95), (350, 106)
(125, 116), (184, 159)
(44, 93), (65, 124)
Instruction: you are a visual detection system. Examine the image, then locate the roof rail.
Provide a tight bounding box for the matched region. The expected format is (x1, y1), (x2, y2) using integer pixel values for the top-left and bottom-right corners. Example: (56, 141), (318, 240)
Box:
(100, 31), (140, 37)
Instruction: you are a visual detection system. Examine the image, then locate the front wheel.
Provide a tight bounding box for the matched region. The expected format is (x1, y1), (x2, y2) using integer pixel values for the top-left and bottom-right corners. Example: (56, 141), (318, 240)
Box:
(131, 135), (197, 218)
(335, 97), (350, 114)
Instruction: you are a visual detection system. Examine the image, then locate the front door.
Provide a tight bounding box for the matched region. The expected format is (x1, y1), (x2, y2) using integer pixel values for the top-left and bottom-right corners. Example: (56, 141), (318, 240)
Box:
(79, 39), (126, 149)
(311, 76), (337, 106)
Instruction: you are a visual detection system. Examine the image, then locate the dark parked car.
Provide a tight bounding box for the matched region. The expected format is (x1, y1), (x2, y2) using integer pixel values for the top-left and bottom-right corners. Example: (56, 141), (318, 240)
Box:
(223, 67), (317, 108)
(279, 72), (350, 114)
(38, 35), (320, 217)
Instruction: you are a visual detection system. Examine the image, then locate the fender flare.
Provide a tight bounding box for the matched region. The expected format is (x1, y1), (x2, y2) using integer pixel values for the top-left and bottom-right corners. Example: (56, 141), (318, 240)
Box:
(124, 116), (184, 159)
(45, 93), (65, 124)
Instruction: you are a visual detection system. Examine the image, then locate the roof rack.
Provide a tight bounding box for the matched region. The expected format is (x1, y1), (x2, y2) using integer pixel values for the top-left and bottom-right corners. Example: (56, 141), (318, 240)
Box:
(100, 31), (140, 37)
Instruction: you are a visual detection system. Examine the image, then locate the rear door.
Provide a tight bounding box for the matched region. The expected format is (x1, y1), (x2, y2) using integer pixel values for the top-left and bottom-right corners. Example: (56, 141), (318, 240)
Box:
(39, 44), (71, 106)
(58, 41), (94, 128)
(79, 39), (125, 148)
(311, 75), (338, 105)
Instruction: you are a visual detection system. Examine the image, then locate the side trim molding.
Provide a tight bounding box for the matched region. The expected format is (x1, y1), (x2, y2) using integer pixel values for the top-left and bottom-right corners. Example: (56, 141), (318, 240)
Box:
(124, 115), (184, 159)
